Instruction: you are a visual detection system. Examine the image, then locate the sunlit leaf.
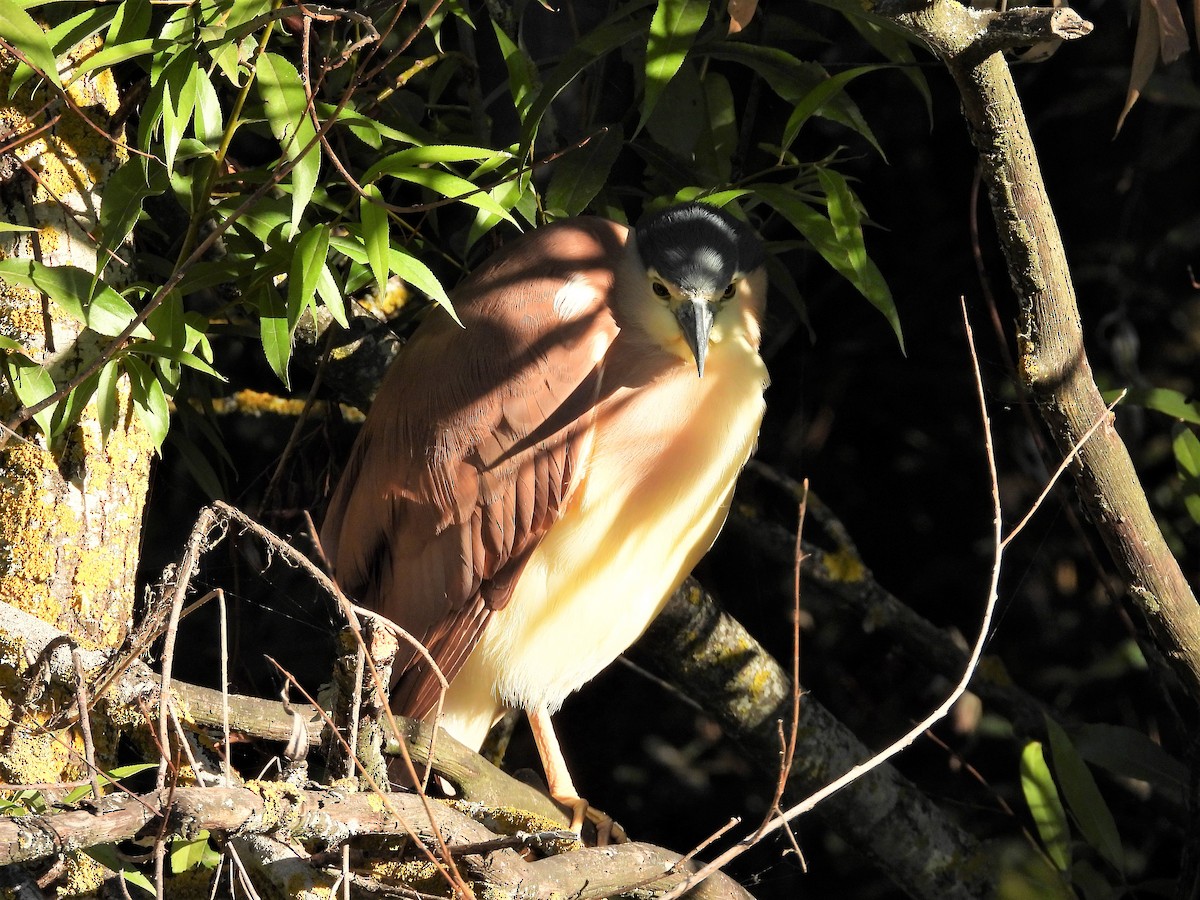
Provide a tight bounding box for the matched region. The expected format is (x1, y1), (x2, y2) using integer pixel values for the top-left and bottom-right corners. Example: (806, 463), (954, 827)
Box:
(1045, 717), (1123, 874)
(257, 52), (320, 236)
(171, 831), (221, 872)
(109, 0), (153, 47)
(85, 845), (155, 895)
(287, 224), (330, 334)
(639, 0), (709, 134)
(0, 259), (152, 338)
(1172, 426), (1200, 524)
(95, 357), (121, 443)
(0, 0), (63, 93)
(96, 158), (166, 274)
(363, 145), (513, 182)
(1021, 741), (1071, 872)
(2, 352), (56, 436)
(193, 67), (223, 148)
(255, 282), (292, 386)
(754, 182), (902, 350)
(132, 341), (224, 381)
(50, 367), (100, 439)
(10, 5), (116, 93)
(124, 355), (170, 450)
(492, 20), (537, 112)
(375, 166), (516, 225)
(360, 185), (391, 301)
(1109, 386), (1200, 424)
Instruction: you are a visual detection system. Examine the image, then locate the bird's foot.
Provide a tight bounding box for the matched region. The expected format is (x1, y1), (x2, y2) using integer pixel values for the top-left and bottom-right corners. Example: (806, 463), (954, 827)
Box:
(557, 793), (628, 846)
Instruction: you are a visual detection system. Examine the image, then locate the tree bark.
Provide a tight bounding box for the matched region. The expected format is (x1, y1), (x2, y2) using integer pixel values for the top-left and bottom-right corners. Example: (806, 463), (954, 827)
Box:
(0, 39), (153, 791)
(873, 0), (1200, 703)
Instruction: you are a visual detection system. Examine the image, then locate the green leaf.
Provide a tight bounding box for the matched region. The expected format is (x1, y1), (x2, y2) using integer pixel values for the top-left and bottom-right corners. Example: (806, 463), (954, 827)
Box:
(1045, 716), (1123, 874)
(782, 66), (881, 154)
(1073, 725), (1188, 801)
(546, 128), (624, 217)
(96, 158), (166, 273)
(255, 283), (292, 386)
(11, 5), (116, 93)
(171, 831), (220, 872)
(0, 0), (63, 92)
(2, 352), (56, 436)
(84, 846), (155, 895)
(50, 367), (100, 439)
(316, 261), (347, 328)
(1173, 426), (1200, 524)
(159, 48), (199, 174)
(0, 259), (152, 338)
(1021, 740), (1071, 872)
(754, 182), (902, 350)
(371, 165), (516, 225)
(364, 145), (512, 180)
(193, 67), (223, 149)
(71, 38), (175, 82)
(257, 52), (320, 237)
(360, 186), (390, 300)
(491, 20), (537, 112)
(131, 341), (224, 380)
(109, 0), (153, 48)
(1109, 386), (1200, 424)
(639, 0), (709, 134)
(702, 43), (884, 154)
(389, 247), (457, 323)
(288, 224), (330, 333)
(0, 223), (37, 233)
(124, 355), (170, 450)
(95, 357), (121, 443)
(703, 71), (736, 184)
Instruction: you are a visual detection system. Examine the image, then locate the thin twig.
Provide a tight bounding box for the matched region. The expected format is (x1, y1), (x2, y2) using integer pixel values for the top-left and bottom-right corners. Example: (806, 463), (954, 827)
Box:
(70, 647), (103, 804)
(1001, 389), (1127, 548)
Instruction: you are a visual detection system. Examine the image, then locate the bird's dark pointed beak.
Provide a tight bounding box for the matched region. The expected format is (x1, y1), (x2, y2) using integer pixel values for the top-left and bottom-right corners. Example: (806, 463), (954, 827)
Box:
(675, 297), (715, 378)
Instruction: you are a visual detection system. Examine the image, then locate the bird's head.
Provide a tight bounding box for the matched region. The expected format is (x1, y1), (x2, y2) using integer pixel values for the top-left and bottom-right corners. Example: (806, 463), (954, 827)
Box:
(625, 202), (766, 377)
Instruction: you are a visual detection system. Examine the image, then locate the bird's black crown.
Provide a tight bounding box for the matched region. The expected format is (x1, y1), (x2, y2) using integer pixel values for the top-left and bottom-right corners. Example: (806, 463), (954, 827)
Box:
(634, 202), (765, 295)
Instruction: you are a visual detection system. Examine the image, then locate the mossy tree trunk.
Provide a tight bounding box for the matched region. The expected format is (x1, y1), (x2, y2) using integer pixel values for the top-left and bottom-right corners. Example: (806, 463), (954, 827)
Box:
(0, 39), (153, 793)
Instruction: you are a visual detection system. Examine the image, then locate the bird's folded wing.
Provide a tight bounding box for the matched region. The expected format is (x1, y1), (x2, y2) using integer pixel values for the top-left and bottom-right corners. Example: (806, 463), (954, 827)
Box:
(320, 219), (627, 719)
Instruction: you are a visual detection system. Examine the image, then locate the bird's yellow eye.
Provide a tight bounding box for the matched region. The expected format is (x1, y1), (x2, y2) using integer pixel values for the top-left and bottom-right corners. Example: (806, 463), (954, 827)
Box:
(652, 282), (671, 299)
(722, 282), (737, 300)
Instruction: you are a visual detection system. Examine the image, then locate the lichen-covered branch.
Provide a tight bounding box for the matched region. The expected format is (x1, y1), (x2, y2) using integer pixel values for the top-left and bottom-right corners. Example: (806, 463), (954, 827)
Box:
(0, 783), (755, 900)
(871, 0), (1200, 703)
(629, 579), (998, 900)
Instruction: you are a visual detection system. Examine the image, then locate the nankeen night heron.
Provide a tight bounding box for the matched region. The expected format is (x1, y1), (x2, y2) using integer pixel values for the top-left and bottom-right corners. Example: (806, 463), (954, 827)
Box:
(321, 201), (768, 834)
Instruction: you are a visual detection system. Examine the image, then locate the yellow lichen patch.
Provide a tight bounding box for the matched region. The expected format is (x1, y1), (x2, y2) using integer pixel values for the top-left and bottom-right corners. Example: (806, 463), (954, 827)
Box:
(0, 689), (85, 785)
(822, 547), (865, 583)
(244, 780), (305, 833)
(210, 389), (365, 423)
(359, 277), (410, 320)
(447, 799), (581, 854)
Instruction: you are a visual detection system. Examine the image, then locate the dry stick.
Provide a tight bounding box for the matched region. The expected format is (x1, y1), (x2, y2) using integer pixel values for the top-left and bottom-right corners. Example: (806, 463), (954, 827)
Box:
(201, 502), (464, 892)
(211, 501), (450, 794)
(217, 588), (232, 783)
(69, 647), (103, 804)
(751, 484), (808, 856)
(658, 301), (1005, 900)
(263, 658), (463, 892)
(1002, 390), (1127, 548)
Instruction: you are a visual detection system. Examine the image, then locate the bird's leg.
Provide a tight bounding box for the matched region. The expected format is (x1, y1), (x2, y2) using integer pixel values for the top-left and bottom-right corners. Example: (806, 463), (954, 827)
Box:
(527, 707), (626, 845)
